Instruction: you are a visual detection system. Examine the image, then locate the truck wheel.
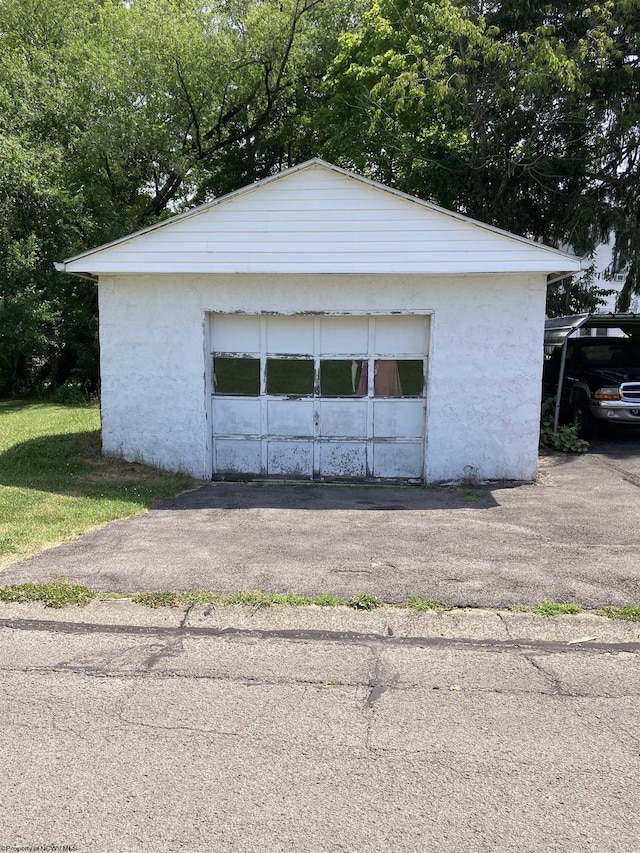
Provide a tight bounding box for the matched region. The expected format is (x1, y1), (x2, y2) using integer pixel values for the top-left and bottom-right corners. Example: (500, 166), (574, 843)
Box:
(572, 398), (596, 439)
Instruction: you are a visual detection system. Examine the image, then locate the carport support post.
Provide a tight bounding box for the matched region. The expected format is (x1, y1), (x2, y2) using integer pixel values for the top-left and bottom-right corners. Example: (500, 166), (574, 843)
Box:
(554, 339), (569, 432)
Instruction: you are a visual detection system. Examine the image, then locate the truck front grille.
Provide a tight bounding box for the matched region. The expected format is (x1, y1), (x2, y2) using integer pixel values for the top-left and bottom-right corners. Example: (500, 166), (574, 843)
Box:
(621, 382), (640, 401)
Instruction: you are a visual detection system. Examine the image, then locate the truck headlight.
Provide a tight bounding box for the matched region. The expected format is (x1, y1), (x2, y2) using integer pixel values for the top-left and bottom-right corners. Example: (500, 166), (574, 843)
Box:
(594, 386), (621, 400)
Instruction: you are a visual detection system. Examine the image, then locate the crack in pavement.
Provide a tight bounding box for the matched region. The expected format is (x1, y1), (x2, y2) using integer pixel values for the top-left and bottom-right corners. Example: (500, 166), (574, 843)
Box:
(523, 655), (566, 696)
(2, 664), (635, 700)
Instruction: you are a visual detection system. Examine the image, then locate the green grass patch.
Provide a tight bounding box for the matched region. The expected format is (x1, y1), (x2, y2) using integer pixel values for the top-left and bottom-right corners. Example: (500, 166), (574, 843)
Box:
(131, 590), (347, 609)
(597, 605), (640, 622)
(0, 400), (194, 566)
(0, 582), (635, 623)
(347, 593), (382, 611)
(533, 600), (582, 617)
(509, 601), (582, 616)
(229, 590), (314, 607)
(313, 594), (347, 607)
(461, 489), (480, 502)
(0, 581), (95, 608)
(132, 591), (185, 608)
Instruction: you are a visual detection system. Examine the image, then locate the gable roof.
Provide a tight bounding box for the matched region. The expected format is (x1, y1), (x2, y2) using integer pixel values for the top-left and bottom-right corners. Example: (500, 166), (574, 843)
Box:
(56, 158), (585, 278)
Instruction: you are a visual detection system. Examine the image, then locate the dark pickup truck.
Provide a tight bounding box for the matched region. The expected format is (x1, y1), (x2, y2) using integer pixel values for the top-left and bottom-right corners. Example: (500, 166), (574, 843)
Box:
(543, 314), (640, 437)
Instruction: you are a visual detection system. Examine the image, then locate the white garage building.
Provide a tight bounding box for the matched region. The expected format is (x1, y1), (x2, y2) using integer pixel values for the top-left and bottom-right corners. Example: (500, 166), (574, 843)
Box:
(56, 159), (583, 484)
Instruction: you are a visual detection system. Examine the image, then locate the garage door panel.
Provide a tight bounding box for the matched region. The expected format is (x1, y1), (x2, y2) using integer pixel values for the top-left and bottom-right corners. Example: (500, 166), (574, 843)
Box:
(320, 316), (368, 355)
(319, 442), (367, 478)
(212, 398), (261, 435)
(372, 442), (424, 479)
(374, 315), (427, 355)
(373, 400), (424, 439)
(319, 400), (367, 437)
(211, 314), (260, 354)
(267, 441), (313, 476)
(266, 315), (314, 354)
(267, 400), (314, 436)
(215, 439), (262, 474)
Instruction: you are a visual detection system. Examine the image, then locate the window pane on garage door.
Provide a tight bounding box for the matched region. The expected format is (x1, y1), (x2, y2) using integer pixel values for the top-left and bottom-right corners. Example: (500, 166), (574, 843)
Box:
(320, 360), (364, 396)
(213, 358), (260, 395)
(266, 359), (314, 395)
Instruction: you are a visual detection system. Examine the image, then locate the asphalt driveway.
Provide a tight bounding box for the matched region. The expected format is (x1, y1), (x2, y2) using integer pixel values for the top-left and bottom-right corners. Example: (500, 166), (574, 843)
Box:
(2, 429), (640, 607)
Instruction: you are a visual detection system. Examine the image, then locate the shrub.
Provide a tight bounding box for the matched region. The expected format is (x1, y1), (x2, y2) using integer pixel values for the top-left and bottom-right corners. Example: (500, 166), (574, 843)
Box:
(540, 397), (589, 453)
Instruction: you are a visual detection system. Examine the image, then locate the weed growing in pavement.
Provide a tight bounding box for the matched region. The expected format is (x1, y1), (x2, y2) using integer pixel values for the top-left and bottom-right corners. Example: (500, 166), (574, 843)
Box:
(461, 489), (480, 502)
(347, 593), (382, 611)
(509, 601), (582, 616)
(0, 581), (95, 608)
(128, 590), (348, 609)
(405, 595), (453, 613)
(132, 591), (184, 608)
(3, 585), (629, 623)
(596, 605), (640, 622)
(314, 594), (347, 607)
(533, 600), (582, 616)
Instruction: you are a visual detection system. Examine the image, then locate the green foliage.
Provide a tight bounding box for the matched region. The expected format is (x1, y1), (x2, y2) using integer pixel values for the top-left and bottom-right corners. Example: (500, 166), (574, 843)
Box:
(131, 589), (345, 608)
(0, 0), (349, 395)
(0, 581), (96, 607)
(597, 605), (640, 622)
(406, 595), (451, 613)
(533, 599), (582, 617)
(325, 0), (640, 307)
(313, 594), (347, 607)
(540, 397), (589, 453)
(132, 591), (184, 608)
(509, 601), (582, 615)
(347, 593), (381, 610)
(1, 0), (639, 394)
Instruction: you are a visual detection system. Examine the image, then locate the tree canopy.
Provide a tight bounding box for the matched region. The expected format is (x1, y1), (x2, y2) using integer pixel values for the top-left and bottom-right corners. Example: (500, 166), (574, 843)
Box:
(0, 0), (638, 396)
(324, 0), (640, 313)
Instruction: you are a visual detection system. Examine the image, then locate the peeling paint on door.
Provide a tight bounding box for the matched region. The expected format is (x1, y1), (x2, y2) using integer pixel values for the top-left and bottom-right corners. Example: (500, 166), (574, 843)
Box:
(210, 314), (429, 482)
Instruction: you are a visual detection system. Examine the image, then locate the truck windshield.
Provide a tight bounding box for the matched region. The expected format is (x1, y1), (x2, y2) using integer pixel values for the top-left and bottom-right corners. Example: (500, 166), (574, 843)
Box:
(572, 340), (640, 368)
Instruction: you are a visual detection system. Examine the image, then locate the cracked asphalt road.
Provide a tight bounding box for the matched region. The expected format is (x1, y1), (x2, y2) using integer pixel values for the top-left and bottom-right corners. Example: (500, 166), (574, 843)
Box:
(2, 431), (640, 607)
(1, 602), (640, 852)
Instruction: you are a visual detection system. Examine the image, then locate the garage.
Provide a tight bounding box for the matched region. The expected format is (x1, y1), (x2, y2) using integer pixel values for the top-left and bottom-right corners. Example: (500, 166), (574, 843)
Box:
(55, 158), (585, 484)
(210, 313), (428, 481)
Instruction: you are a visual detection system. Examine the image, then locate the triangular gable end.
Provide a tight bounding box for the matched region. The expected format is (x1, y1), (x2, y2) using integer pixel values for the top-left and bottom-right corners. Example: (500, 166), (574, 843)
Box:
(57, 160), (584, 277)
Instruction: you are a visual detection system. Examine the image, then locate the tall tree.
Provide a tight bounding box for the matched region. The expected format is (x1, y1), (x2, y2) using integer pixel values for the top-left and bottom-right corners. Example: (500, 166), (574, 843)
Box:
(0, 0), (348, 395)
(323, 0), (638, 314)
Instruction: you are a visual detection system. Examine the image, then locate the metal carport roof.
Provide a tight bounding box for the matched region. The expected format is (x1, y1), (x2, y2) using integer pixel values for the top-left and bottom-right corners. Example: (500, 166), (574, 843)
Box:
(545, 313), (640, 348)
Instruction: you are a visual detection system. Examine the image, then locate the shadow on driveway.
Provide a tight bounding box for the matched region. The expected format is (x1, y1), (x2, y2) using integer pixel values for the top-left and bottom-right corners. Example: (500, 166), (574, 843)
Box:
(1, 432), (640, 608)
(153, 481), (500, 512)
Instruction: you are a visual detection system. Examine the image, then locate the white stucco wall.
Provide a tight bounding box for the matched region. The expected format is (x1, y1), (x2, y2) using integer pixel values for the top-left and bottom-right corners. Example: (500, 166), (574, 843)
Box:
(98, 273), (548, 483)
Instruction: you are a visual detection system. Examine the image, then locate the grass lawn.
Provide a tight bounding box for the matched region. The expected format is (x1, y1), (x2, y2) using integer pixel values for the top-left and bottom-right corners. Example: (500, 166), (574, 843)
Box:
(0, 400), (194, 567)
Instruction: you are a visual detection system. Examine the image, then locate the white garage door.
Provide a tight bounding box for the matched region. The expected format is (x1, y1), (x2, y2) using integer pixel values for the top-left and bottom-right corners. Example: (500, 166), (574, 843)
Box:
(210, 314), (428, 482)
